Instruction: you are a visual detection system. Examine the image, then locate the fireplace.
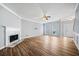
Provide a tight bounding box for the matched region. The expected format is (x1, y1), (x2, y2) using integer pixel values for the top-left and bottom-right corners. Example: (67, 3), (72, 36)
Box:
(10, 34), (18, 42)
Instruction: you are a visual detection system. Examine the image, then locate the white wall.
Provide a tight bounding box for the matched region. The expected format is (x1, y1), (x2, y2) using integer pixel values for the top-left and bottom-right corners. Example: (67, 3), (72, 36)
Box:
(0, 26), (5, 49)
(0, 6), (21, 28)
(74, 4), (79, 50)
(0, 6), (21, 46)
(0, 5), (43, 47)
(21, 20), (43, 39)
(62, 20), (74, 37)
(74, 4), (79, 33)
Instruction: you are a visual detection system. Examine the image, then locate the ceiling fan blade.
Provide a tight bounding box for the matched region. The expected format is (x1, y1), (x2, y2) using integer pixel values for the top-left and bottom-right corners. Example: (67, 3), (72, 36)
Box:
(32, 16), (43, 20)
(46, 17), (48, 20)
(47, 16), (51, 18)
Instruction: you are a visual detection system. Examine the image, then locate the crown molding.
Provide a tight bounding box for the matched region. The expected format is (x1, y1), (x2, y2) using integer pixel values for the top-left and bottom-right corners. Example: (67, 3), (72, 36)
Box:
(0, 3), (22, 19)
(0, 3), (43, 24)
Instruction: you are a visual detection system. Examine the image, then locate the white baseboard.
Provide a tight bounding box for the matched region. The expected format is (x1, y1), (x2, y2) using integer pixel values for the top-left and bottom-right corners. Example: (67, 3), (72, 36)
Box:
(8, 35), (42, 47)
(73, 32), (79, 50)
(73, 39), (79, 50)
(21, 35), (43, 39)
(0, 46), (5, 50)
(7, 39), (24, 47)
(0, 35), (43, 49)
(0, 40), (23, 49)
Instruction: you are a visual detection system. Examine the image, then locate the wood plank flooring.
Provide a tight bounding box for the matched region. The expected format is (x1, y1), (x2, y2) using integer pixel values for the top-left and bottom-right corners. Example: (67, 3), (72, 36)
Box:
(0, 36), (79, 56)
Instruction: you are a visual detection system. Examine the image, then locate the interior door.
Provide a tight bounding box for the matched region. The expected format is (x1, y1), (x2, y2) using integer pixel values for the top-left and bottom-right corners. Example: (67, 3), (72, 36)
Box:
(0, 26), (5, 49)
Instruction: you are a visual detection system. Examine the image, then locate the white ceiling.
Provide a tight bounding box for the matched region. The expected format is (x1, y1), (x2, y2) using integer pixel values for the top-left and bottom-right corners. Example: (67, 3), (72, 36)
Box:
(3, 3), (77, 23)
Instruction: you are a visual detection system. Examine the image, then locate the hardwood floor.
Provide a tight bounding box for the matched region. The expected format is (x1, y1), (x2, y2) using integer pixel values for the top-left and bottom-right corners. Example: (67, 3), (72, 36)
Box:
(0, 36), (79, 56)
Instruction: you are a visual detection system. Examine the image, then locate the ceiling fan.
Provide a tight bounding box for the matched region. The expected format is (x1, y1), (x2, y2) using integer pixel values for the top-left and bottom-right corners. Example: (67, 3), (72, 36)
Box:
(33, 6), (51, 21)
(41, 15), (51, 20)
(33, 14), (51, 21)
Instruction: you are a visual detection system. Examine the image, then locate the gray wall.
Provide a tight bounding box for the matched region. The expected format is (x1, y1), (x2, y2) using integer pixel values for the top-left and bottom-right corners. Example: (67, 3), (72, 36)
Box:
(21, 20), (43, 39)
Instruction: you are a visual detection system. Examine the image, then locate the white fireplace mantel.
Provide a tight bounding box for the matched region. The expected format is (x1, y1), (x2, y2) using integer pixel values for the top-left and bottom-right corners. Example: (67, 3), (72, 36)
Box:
(5, 27), (21, 47)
